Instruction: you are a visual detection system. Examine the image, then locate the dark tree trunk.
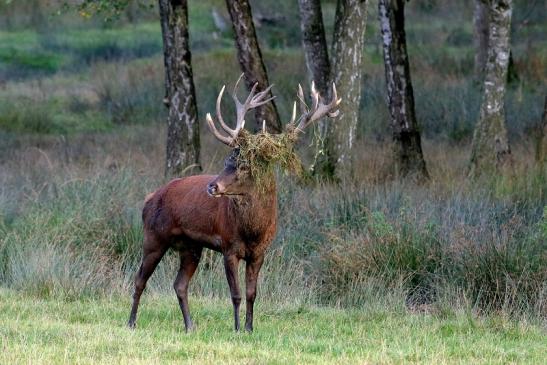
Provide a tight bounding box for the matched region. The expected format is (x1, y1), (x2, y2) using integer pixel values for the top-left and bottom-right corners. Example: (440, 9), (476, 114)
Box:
(469, 0), (513, 176)
(297, 0), (331, 98)
(379, 0), (429, 182)
(225, 0), (281, 133)
(473, 0), (490, 83)
(159, 0), (201, 177)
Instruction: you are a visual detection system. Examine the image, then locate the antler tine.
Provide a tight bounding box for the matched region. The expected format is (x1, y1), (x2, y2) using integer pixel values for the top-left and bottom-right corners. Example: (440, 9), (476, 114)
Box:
(232, 73), (245, 99)
(233, 82), (258, 131)
(295, 82), (341, 132)
(206, 113), (234, 146)
(233, 79), (277, 132)
(328, 83), (342, 117)
(245, 82), (262, 103)
(310, 81), (320, 113)
(249, 85), (276, 108)
(251, 84), (274, 102)
(297, 84), (308, 115)
(206, 76), (280, 146)
(287, 101), (297, 126)
(215, 85), (237, 137)
(208, 75), (279, 143)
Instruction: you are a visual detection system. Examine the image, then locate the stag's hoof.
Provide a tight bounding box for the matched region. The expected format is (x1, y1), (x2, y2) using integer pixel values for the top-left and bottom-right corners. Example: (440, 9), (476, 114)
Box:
(127, 321), (136, 330)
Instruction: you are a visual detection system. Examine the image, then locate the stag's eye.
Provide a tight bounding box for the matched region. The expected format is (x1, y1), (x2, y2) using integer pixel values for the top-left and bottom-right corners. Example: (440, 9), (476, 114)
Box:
(224, 157), (237, 169)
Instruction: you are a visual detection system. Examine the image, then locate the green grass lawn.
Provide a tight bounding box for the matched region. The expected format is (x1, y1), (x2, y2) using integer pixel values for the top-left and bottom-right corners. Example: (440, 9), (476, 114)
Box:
(0, 289), (544, 364)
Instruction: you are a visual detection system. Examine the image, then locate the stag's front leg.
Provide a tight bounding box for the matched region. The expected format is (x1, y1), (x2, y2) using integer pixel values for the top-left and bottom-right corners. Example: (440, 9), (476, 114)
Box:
(244, 255), (264, 332)
(223, 254), (241, 331)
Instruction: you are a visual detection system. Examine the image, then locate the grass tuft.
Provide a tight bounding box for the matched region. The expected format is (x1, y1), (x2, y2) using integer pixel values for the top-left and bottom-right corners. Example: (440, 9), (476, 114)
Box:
(236, 128), (303, 191)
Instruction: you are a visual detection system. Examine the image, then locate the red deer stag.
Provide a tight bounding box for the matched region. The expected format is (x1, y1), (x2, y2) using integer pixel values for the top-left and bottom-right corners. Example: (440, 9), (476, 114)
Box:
(127, 76), (341, 332)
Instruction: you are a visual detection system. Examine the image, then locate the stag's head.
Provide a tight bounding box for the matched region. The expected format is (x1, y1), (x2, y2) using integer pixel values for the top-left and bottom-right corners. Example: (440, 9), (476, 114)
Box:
(206, 75), (341, 197)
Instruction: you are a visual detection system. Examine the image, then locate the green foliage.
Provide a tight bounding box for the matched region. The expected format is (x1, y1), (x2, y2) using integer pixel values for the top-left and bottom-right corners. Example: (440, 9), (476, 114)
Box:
(0, 100), (56, 134)
(0, 47), (65, 72)
(62, 0), (154, 22)
(0, 98), (113, 134)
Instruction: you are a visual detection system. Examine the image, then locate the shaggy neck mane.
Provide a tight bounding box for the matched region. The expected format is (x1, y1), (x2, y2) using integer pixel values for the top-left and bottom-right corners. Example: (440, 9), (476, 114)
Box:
(229, 177), (277, 238)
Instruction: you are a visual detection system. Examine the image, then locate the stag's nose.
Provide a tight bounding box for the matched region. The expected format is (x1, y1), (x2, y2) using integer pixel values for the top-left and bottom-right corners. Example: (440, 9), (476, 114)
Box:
(207, 182), (219, 197)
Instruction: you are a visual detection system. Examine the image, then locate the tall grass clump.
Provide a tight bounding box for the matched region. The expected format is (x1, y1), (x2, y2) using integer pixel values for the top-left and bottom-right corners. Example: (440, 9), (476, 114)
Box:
(0, 99), (56, 134)
(0, 158), (314, 303)
(92, 59), (165, 125)
(0, 168), (151, 298)
(308, 174), (546, 316)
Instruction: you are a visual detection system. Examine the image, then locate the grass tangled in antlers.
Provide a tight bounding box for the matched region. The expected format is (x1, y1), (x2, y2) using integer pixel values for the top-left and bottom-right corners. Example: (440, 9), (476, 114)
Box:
(235, 128), (304, 191)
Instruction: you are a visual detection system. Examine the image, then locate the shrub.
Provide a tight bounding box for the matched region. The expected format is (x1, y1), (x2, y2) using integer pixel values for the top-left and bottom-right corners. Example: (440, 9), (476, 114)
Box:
(315, 185), (546, 315)
(0, 100), (56, 134)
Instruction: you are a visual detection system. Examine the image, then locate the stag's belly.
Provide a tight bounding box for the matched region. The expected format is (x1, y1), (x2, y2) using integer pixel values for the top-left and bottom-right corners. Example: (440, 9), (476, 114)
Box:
(169, 227), (223, 253)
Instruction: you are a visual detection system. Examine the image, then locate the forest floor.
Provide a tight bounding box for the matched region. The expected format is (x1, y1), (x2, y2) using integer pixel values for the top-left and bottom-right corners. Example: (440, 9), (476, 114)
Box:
(1, 289), (545, 365)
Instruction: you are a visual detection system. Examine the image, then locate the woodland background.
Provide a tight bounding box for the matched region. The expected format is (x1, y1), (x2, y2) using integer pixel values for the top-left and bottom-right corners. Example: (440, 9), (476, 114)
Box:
(0, 0), (545, 363)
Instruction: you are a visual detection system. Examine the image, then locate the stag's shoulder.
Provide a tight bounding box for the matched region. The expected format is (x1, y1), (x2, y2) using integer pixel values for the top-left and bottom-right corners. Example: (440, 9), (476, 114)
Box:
(174, 174), (216, 187)
(142, 175), (218, 213)
(167, 175), (216, 195)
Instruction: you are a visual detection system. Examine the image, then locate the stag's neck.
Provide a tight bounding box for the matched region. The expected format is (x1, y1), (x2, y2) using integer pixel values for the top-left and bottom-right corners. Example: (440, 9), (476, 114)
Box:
(229, 181), (277, 239)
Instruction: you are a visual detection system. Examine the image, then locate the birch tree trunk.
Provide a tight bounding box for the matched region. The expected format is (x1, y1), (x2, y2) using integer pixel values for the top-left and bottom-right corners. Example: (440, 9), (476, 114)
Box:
(225, 0), (281, 133)
(297, 0), (334, 177)
(160, 0), (201, 177)
(379, 0), (429, 181)
(314, 0), (369, 178)
(469, 0), (513, 177)
(473, 0), (490, 83)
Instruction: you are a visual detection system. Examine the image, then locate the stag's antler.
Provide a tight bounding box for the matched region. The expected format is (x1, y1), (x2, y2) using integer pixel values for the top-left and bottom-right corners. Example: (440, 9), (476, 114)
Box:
(206, 74), (275, 146)
(287, 82), (341, 133)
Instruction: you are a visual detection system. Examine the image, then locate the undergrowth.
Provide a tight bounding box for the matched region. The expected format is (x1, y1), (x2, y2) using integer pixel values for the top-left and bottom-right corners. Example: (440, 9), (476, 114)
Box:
(0, 147), (545, 319)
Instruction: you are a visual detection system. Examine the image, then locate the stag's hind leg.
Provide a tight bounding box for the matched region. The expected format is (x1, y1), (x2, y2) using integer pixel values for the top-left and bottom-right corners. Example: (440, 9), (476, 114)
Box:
(174, 246), (202, 332)
(128, 234), (167, 329)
